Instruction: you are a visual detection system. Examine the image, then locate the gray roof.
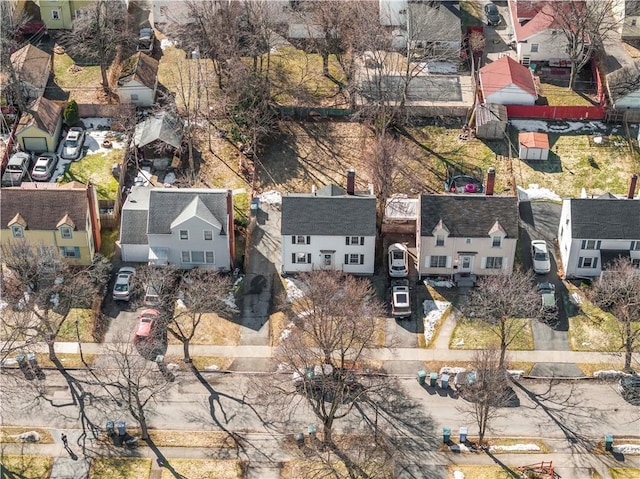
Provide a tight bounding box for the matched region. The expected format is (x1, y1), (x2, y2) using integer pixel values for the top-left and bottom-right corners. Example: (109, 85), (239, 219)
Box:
(281, 187), (376, 236)
(408, 1), (461, 43)
(419, 194), (519, 237)
(133, 112), (182, 149)
(147, 189), (230, 235)
(119, 186), (151, 245)
(569, 198), (640, 239)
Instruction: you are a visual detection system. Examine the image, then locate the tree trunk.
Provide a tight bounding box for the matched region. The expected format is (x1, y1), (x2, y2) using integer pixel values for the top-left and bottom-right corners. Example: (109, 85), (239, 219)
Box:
(47, 337), (57, 362)
(323, 416), (334, 445)
(183, 338), (192, 363)
(322, 53), (329, 77)
(137, 400), (149, 440)
(569, 63), (578, 91)
(624, 319), (633, 372)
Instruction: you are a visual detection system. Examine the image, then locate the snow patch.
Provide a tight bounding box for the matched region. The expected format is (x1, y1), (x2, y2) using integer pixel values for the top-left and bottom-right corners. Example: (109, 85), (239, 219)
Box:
(612, 444), (640, 454)
(82, 117), (113, 130)
(510, 120), (608, 134)
(490, 444), (541, 452)
(285, 277), (307, 302)
(517, 184), (561, 202)
(423, 298), (450, 344)
(440, 366), (466, 376)
(426, 279), (454, 288)
(593, 370), (626, 380)
(280, 322), (295, 341)
(205, 364), (220, 371)
(453, 471), (465, 479)
(259, 190), (282, 205)
(450, 443), (472, 452)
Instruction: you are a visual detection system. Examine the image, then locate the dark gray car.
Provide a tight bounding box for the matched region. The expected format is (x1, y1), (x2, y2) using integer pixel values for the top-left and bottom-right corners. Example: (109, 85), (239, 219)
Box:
(484, 2), (500, 26)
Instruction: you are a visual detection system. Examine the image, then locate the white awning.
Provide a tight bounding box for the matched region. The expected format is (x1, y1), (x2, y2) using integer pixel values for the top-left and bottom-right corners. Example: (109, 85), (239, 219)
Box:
(148, 247), (168, 265)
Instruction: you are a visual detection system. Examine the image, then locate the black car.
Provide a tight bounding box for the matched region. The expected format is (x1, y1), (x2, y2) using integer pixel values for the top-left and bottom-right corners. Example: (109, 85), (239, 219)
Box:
(484, 2), (501, 26)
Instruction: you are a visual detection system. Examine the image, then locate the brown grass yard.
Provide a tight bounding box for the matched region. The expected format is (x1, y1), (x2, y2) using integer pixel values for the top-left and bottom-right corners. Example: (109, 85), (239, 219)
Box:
(167, 312), (241, 346)
(1, 427), (54, 443)
(88, 458), (151, 479)
(450, 318), (535, 350)
(160, 460), (244, 479)
(0, 456), (53, 479)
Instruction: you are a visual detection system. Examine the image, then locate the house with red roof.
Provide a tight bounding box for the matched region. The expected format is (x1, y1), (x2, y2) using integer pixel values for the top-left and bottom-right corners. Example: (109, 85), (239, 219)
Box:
(508, 0), (589, 65)
(479, 56), (538, 105)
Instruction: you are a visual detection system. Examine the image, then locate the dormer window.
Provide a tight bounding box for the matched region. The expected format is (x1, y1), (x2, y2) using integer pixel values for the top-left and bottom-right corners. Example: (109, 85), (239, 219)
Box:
(12, 225), (24, 238)
(436, 234), (445, 247)
(60, 226), (73, 239)
(492, 236), (502, 248)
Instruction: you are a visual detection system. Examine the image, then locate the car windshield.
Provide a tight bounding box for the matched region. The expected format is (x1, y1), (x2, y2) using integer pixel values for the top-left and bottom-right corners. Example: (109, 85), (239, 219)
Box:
(487, 5), (498, 13)
(64, 139), (78, 148)
(392, 251), (404, 260)
(7, 165), (22, 171)
(35, 165), (47, 172)
(114, 283), (128, 292)
(534, 251), (549, 261)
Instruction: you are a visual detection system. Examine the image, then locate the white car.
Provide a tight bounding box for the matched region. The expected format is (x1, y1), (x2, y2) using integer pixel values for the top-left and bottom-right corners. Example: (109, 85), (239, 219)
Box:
(31, 153), (58, 181)
(61, 127), (86, 160)
(112, 267), (135, 301)
(388, 243), (409, 277)
(391, 279), (411, 319)
(531, 240), (551, 274)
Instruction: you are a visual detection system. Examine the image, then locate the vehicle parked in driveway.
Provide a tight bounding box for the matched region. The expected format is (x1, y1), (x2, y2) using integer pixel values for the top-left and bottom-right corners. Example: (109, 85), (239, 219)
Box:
(388, 243), (409, 277)
(1, 152), (32, 187)
(391, 279), (411, 319)
(531, 240), (551, 274)
(538, 282), (557, 317)
(133, 309), (158, 342)
(31, 153), (58, 181)
(61, 127), (86, 160)
(484, 2), (501, 26)
(137, 27), (154, 53)
(112, 267), (135, 301)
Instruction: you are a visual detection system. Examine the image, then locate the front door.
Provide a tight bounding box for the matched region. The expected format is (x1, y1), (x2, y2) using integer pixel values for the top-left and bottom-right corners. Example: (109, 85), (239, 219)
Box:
(323, 253), (333, 268)
(459, 255), (472, 273)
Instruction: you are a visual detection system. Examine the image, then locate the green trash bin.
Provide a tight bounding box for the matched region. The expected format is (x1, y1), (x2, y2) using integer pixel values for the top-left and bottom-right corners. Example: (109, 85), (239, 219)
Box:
(605, 434), (613, 451)
(417, 370), (427, 385)
(429, 372), (438, 387)
(443, 428), (451, 443)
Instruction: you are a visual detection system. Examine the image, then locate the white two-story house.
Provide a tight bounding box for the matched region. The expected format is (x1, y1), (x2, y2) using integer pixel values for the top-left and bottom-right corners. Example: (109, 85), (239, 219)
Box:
(416, 193), (519, 285)
(119, 187), (235, 271)
(557, 186), (640, 279)
(281, 171), (376, 275)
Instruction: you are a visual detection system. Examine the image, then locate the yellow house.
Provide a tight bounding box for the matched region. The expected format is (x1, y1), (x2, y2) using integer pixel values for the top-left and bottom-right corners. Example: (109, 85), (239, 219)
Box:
(34, 0), (95, 30)
(0, 182), (101, 265)
(16, 96), (63, 153)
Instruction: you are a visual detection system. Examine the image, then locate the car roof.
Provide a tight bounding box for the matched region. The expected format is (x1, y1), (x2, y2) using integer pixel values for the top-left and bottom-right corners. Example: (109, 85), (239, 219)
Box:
(388, 243), (407, 252)
(531, 240), (547, 248)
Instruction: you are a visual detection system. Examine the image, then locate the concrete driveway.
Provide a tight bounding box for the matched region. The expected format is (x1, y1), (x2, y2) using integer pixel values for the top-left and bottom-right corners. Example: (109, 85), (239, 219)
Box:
(519, 200), (571, 351)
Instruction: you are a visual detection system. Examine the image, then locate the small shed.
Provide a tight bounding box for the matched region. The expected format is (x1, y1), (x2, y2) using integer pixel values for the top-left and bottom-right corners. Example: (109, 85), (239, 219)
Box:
(518, 132), (549, 161)
(474, 103), (507, 140)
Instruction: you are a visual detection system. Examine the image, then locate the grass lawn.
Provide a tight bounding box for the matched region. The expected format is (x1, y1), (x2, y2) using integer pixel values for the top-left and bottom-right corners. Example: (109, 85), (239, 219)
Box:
(448, 465), (520, 479)
(0, 455), (53, 478)
(610, 468), (640, 479)
(100, 229), (119, 259)
(1, 427), (54, 443)
(160, 459), (243, 479)
(167, 312), (241, 346)
(57, 308), (94, 342)
(60, 148), (122, 200)
(537, 81), (598, 106)
(460, 0), (484, 27)
(148, 431), (237, 448)
(35, 353), (96, 368)
(88, 458), (151, 479)
(577, 362), (625, 377)
(450, 318), (534, 350)
(52, 52), (102, 89)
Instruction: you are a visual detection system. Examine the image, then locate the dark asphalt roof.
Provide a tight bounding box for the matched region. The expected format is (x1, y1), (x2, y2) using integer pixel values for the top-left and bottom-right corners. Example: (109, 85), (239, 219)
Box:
(569, 198), (640, 239)
(419, 194), (519, 237)
(147, 189), (229, 234)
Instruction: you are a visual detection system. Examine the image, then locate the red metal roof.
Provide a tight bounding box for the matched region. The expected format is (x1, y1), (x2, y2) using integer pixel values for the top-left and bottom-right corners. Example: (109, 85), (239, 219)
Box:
(479, 56), (537, 99)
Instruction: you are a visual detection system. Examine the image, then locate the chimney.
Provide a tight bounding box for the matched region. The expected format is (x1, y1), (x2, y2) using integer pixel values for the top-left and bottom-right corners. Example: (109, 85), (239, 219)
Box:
(628, 173), (638, 199)
(485, 167), (496, 196)
(346, 169), (355, 195)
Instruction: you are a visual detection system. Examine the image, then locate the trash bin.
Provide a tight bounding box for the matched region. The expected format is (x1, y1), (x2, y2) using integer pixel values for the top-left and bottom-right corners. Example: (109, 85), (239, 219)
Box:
(605, 434), (613, 451)
(250, 198), (260, 216)
(106, 421), (115, 436)
(116, 421), (126, 436)
(417, 370), (427, 385)
(294, 432), (305, 447)
(441, 373), (450, 389)
(442, 427), (451, 443)
(459, 427), (468, 443)
(27, 352), (37, 367)
(308, 425), (317, 436)
(429, 372), (438, 387)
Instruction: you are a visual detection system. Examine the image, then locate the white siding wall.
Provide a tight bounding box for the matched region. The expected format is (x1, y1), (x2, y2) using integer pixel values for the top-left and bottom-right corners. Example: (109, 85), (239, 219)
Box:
(118, 81), (155, 107)
(379, 0), (408, 26)
(613, 90), (640, 109)
(282, 234), (376, 275)
(484, 84), (537, 105)
(519, 146), (548, 160)
(121, 244), (149, 263)
(418, 236), (517, 277)
(518, 30), (574, 63)
(557, 200), (573, 276)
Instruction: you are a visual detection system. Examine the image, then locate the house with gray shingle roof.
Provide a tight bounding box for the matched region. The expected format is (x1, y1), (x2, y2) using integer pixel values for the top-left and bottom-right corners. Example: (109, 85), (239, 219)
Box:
(119, 187), (234, 270)
(280, 171), (376, 275)
(117, 52), (159, 106)
(557, 184), (640, 278)
(417, 193), (519, 285)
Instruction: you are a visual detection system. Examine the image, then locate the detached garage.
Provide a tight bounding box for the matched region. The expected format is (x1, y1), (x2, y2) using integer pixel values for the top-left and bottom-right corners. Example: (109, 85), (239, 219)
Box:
(519, 132), (550, 161)
(16, 97), (63, 153)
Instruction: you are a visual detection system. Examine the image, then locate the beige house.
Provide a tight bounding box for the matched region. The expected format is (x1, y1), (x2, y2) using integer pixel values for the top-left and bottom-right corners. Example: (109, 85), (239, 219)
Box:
(117, 52), (159, 107)
(16, 96), (63, 153)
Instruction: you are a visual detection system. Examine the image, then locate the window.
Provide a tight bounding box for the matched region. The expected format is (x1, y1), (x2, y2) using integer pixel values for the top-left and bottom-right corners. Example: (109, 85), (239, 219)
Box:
(292, 235), (310, 245)
(204, 230), (213, 241)
(130, 94), (139, 101)
(465, 238), (472, 244)
(492, 236), (502, 248)
(345, 254), (364, 265)
(292, 252), (311, 264)
(11, 226), (23, 238)
(345, 236), (364, 245)
(191, 251), (205, 263)
(631, 241), (640, 251)
(632, 258), (640, 268)
(60, 226), (72, 239)
(633, 19), (638, 27)
(181, 251), (190, 263)
(59, 247), (80, 258)
(530, 43), (539, 53)
(205, 251), (215, 263)
(430, 256), (447, 268)
(485, 257), (503, 269)
(180, 230), (189, 240)
(436, 235), (445, 247)
(581, 240), (600, 250)
(578, 257), (598, 268)
(52, 9), (60, 20)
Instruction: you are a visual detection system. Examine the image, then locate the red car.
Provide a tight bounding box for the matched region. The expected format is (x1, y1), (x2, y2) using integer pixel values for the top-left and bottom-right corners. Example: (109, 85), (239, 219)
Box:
(133, 309), (159, 341)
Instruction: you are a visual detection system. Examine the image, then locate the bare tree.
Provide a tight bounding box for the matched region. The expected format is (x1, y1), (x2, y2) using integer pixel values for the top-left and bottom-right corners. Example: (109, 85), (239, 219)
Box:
(459, 268), (540, 369)
(589, 257), (640, 372)
(540, 0), (620, 89)
(457, 349), (515, 446)
(168, 269), (233, 364)
(0, 1), (31, 111)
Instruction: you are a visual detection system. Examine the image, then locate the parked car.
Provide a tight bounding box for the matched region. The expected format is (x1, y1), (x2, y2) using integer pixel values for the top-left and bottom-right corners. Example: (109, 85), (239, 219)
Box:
(619, 374), (640, 404)
(31, 153), (58, 181)
(112, 267), (136, 301)
(133, 309), (159, 341)
(137, 27), (154, 53)
(1, 152), (32, 187)
(537, 282), (557, 315)
(391, 279), (411, 319)
(484, 2), (500, 26)
(61, 127), (86, 160)
(531, 240), (551, 274)
(388, 243), (409, 277)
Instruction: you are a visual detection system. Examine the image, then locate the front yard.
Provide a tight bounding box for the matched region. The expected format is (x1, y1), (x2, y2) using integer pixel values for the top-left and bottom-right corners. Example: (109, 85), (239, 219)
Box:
(450, 318), (535, 350)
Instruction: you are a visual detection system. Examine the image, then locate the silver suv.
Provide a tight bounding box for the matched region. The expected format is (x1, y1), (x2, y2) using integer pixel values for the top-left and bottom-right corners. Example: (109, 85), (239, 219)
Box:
(2, 152), (32, 187)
